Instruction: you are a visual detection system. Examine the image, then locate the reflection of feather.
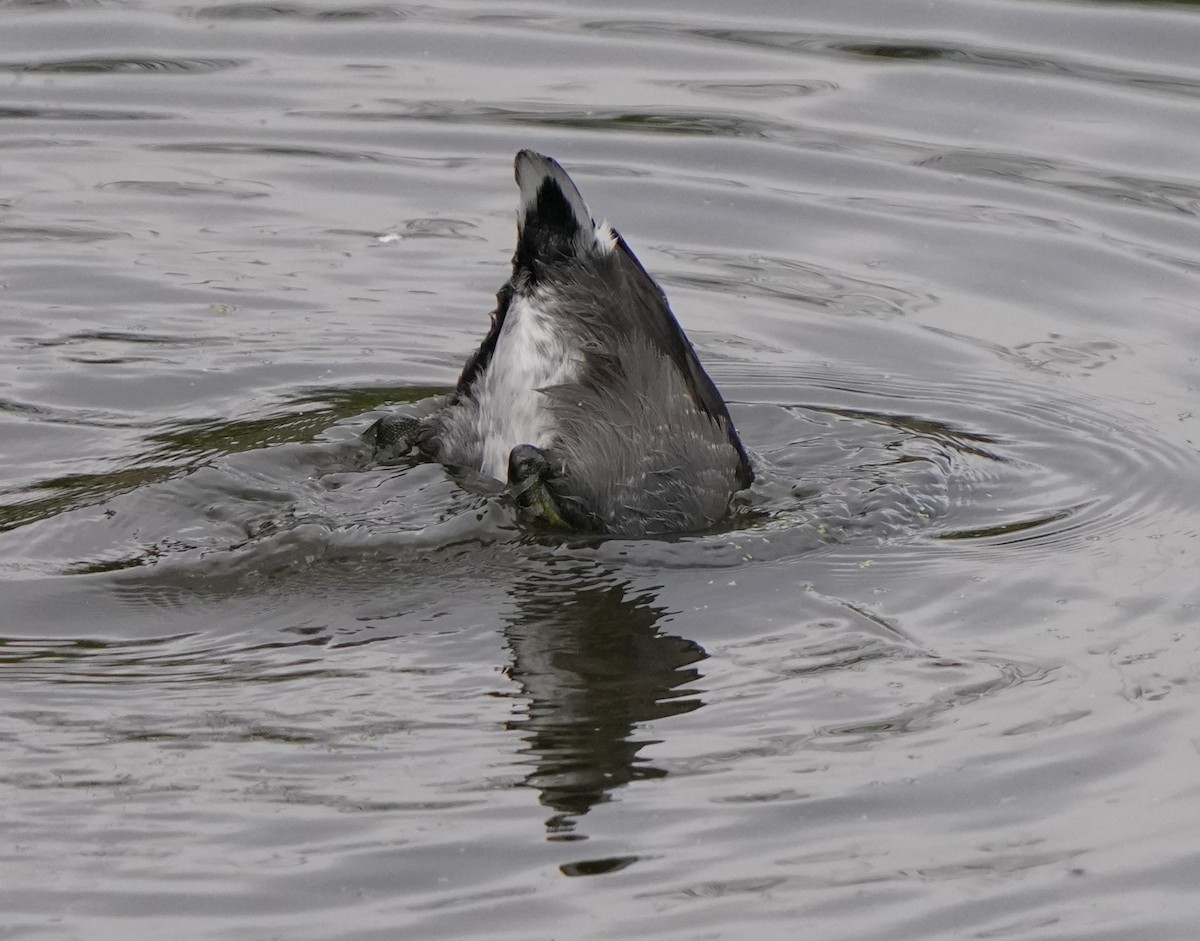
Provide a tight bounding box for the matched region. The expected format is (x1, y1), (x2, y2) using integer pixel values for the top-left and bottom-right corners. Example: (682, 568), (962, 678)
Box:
(429, 151), (753, 535)
(502, 568), (707, 831)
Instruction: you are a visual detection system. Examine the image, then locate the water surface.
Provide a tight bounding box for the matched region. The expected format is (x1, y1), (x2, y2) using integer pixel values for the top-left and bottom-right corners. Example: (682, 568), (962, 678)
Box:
(2, 0), (1200, 938)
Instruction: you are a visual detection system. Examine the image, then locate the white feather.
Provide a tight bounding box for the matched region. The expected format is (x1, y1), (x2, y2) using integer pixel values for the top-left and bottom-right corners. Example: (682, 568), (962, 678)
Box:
(593, 220), (616, 254)
(472, 292), (580, 481)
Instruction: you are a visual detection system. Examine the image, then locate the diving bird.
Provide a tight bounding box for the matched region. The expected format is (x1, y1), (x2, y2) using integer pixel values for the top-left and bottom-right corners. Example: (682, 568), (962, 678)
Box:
(369, 150), (753, 535)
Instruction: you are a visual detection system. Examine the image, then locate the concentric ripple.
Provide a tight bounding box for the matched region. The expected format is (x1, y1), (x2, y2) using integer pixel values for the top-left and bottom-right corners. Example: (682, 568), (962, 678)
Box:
(3, 342), (1193, 590)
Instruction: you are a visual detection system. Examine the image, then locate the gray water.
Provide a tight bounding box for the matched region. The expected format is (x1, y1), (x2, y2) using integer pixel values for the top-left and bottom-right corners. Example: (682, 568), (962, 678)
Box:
(2, 0), (1200, 937)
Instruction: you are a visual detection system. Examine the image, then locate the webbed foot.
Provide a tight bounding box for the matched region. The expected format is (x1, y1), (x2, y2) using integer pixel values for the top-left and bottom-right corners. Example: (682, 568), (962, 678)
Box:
(507, 444), (570, 530)
(364, 413), (431, 463)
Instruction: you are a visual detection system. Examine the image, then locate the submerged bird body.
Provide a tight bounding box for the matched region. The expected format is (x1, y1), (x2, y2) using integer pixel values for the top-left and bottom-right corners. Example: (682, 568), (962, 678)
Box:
(403, 150), (753, 535)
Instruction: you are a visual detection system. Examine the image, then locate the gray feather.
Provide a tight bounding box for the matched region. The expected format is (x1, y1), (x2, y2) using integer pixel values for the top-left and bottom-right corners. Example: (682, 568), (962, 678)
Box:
(423, 151), (753, 536)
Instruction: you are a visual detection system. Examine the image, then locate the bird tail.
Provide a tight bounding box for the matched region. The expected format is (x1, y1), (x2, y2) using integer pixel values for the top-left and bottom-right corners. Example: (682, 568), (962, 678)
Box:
(513, 150), (614, 273)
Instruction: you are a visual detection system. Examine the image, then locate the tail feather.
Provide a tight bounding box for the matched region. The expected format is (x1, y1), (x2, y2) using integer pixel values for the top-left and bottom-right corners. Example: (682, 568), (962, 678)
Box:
(514, 150), (611, 272)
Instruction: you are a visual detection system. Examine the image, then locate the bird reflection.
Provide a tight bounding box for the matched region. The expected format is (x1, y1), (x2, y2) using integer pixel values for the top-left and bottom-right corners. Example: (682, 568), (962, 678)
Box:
(501, 566), (706, 839)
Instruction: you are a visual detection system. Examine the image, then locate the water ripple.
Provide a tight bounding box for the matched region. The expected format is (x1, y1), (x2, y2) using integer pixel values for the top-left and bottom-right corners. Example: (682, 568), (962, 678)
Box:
(149, 140), (413, 164)
(665, 78), (839, 100)
(920, 150), (1200, 222)
(0, 106), (173, 121)
(1, 0), (1198, 935)
(186, 2), (409, 20)
(0, 630), (360, 684)
(585, 19), (1200, 100)
(292, 99), (796, 140)
(97, 179), (271, 200)
(0, 224), (127, 242)
(0, 56), (244, 74)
